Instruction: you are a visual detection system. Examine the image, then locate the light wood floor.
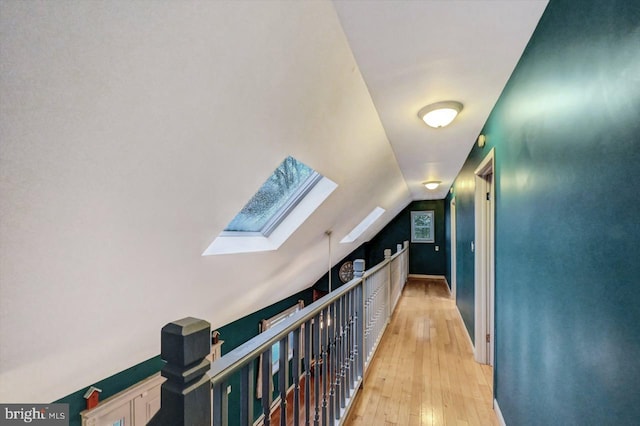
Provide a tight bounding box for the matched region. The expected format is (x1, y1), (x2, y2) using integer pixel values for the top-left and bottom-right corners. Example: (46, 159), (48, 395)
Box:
(345, 277), (499, 426)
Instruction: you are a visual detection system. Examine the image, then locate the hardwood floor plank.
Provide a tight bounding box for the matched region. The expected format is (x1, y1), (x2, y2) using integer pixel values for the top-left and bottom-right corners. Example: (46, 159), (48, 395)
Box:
(270, 278), (499, 426)
(344, 277), (499, 426)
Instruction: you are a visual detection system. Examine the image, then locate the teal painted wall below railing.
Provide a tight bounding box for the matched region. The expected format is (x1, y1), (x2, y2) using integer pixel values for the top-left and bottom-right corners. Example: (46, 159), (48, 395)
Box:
(448, 0), (640, 424)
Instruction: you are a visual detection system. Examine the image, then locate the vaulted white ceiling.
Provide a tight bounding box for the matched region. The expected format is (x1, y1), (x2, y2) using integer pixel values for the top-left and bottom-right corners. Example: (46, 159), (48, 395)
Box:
(333, 0), (549, 199)
(1, 0), (547, 403)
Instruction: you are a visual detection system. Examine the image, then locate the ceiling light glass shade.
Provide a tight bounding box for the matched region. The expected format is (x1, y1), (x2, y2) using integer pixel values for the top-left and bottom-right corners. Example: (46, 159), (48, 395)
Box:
(418, 101), (463, 128)
(424, 181), (441, 190)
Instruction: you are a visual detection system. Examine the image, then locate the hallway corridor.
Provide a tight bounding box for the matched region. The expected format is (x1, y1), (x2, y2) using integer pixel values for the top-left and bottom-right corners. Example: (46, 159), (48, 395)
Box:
(345, 277), (498, 426)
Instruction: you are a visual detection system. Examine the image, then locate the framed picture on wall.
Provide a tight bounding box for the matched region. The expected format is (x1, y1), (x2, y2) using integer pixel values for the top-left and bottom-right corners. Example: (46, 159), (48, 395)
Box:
(411, 210), (434, 243)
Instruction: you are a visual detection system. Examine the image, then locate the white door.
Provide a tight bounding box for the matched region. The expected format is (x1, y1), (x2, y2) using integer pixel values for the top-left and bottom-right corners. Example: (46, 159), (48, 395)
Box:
(474, 148), (495, 367)
(485, 172), (495, 366)
(450, 197), (457, 300)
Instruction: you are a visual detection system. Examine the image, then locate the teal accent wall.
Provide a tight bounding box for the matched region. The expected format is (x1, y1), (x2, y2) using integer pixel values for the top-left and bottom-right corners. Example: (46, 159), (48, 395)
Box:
(445, 172), (477, 342)
(367, 200), (446, 275)
(448, 0), (640, 424)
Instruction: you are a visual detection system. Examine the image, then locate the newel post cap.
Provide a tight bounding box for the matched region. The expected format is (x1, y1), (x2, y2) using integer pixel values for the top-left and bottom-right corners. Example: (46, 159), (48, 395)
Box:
(161, 317), (211, 366)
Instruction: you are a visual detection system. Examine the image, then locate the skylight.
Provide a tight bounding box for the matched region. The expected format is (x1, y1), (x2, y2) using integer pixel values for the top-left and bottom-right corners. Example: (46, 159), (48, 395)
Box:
(224, 156), (320, 236)
(203, 156), (337, 255)
(340, 207), (385, 244)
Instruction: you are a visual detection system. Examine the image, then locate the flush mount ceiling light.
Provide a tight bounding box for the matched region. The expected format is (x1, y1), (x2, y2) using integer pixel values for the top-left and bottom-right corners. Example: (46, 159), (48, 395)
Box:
(424, 181), (441, 190)
(417, 101), (463, 128)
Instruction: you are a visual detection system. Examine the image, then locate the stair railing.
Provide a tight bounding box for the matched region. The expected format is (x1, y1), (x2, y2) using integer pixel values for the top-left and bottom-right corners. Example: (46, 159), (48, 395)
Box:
(149, 242), (409, 426)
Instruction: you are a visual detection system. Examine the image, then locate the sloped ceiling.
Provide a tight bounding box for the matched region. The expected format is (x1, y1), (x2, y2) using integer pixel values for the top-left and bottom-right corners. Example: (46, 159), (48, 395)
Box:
(0, 1), (545, 402)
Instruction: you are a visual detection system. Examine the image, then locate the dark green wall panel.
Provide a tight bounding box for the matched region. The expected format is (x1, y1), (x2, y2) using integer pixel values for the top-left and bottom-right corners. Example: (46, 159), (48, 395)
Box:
(367, 200), (447, 275)
(446, 167), (478, 342)
(449, 0), (640, 424)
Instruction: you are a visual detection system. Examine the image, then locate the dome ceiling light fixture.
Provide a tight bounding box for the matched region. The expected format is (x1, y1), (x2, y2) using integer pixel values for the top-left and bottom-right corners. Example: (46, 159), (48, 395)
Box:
(424, 181), (441, 190)
(417, 101), (463, 128)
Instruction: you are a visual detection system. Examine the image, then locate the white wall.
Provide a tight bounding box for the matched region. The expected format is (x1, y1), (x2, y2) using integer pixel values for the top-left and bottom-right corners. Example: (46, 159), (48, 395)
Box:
(0, 1), (411, 402)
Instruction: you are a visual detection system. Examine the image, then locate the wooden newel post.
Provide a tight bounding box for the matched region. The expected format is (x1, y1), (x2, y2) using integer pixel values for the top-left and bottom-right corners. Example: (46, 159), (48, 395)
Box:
(148, 317), (211, 426)
(353, 259), (365, 279)
(353, 259), (365, 385)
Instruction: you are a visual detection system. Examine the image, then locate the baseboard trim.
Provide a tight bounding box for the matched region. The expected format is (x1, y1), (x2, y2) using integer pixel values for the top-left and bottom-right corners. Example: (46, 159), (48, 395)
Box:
(454, 305), (474, 353)
(443, 277), (452, 296)
(411, 275), (467, 350)
(494, 399), (506, 426)
(408, 274), (446, 279)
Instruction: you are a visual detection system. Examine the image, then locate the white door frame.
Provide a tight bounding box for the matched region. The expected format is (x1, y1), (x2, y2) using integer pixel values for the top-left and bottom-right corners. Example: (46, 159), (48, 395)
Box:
(450, 197), (457, 300)
(474, 148), (495, 366)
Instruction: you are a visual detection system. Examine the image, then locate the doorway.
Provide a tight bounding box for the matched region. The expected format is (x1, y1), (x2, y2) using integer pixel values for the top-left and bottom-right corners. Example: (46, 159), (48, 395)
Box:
(450, 197), (457, 300)
(474, 148), (495, 366)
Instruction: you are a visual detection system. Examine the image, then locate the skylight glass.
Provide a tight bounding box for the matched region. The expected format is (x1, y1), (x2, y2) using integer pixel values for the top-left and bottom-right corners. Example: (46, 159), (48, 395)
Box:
(224, 156), (320, 235)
